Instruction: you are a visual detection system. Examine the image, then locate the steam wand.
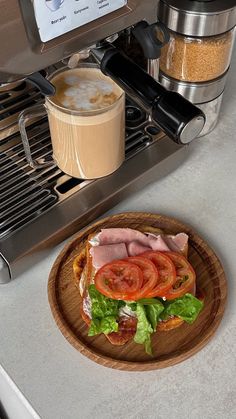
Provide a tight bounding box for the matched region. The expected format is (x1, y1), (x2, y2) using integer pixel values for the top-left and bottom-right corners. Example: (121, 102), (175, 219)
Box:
(132, 21), (170, 80)
(91, 43), (205, 144)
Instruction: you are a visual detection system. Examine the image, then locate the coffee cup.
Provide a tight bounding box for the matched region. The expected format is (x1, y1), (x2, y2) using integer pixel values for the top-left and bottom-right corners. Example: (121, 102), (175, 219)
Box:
(19, 64), (125, 179)
(45, 0), (64, 12)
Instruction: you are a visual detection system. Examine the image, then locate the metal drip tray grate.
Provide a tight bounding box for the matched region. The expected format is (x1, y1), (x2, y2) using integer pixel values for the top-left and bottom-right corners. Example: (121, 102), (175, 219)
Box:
(0, 83), (42, 139)
(0, 65), (61, 140)
(0, 101), (160, 240)
(0, 121), (59, 238)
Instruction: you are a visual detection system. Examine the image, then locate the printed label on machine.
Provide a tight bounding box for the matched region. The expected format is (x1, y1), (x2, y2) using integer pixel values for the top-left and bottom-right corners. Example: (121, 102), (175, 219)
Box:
(33, 0), (127, 42)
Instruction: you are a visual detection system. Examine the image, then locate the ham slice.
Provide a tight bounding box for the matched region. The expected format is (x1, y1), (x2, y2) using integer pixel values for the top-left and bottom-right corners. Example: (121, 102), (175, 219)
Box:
(127, 241), (151, 256)
(91, 229), (188, 269)
(165, 233), (188, 252)
(98, 228), (188, 252)
(90, 243), (128, 269)
(147, 234), (170, 252)
(98, 228), (151, 247)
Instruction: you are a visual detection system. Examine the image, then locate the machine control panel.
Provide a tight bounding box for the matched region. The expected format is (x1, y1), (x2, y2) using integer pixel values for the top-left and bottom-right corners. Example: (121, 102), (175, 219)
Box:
(33, 0), (127, 42)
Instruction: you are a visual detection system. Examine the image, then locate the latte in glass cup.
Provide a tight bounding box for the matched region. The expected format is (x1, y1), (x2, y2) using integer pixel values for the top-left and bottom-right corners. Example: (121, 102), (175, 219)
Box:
(46, 65), (125, 179)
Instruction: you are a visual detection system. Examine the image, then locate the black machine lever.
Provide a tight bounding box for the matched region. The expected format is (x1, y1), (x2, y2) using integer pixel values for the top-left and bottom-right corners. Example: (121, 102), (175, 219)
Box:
(132, 21), (170, 59)
(91, 44), (205, 144)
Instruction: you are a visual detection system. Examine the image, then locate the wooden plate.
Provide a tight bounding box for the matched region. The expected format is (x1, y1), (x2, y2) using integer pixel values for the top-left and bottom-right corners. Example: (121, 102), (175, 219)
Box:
(48, 212), (227, 371)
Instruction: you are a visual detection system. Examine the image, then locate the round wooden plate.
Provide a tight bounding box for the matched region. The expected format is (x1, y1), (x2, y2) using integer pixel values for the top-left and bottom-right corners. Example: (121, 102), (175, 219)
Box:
(48, 212), (227, 371)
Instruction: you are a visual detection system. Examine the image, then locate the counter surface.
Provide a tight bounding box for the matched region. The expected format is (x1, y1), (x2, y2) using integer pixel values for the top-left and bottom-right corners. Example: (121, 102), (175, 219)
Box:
(1, 51), (236, 419)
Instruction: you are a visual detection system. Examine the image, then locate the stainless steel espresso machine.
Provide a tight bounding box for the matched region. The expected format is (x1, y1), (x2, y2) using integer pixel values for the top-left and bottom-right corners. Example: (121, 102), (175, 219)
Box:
(0, 0), (235, 283)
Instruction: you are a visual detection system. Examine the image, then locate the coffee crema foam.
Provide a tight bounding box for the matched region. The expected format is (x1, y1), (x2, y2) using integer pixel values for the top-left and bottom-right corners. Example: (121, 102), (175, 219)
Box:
(50, 68), (119, 111)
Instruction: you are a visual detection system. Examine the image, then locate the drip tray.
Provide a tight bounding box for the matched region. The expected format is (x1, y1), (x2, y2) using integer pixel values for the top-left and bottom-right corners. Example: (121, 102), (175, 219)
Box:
(0, 97), (187, 283)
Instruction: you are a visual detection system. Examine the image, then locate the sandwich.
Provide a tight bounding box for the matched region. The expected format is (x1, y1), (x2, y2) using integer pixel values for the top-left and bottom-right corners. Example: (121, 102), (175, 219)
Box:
(73, 226), (204, 355)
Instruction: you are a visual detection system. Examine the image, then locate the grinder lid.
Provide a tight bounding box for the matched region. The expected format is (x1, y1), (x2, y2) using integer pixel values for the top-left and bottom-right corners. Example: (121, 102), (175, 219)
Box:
(157, 0), (236, 36)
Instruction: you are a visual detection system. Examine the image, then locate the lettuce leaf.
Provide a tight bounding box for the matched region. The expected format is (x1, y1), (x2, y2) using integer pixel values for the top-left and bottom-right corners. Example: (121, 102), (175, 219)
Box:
(88, 285), (121, 336)
(138, 298), (163, 306)
(134, 304), (154, 355)
(87, 286), (203, 351)
(133, 294), (203, 355)
(145, 302), (164, 331)
(88, 284), (120, 318)
(133, 299), (165, 355)
(160, 293), (204, 324)
(88, 317), (118, 336)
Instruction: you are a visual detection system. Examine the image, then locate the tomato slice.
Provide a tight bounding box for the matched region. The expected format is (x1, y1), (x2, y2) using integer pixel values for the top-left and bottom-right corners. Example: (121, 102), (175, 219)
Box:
(94, 260), (143, 300)
(163, 252), (196, 300)
(123, 256), (159, 300)
(140, 251), (176, 297)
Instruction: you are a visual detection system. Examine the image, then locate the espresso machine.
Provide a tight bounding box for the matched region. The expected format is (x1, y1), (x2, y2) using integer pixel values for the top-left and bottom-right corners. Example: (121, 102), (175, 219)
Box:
(0, 0), (234, 283)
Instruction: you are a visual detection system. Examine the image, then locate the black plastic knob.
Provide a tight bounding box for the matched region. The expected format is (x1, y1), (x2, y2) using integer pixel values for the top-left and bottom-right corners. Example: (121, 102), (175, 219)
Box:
(132, 21), (170, 59)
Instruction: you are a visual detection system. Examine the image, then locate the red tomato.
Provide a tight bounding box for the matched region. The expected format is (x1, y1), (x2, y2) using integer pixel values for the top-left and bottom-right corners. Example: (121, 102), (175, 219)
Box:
(141, 251), (176, 297)
(163, 252), (196, 300)
(94, 260), (143, 300)
(123, 256), (159, 300)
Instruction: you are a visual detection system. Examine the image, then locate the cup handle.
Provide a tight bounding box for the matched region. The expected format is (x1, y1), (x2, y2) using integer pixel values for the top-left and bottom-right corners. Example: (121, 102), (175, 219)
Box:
(18, 104), (54, 169)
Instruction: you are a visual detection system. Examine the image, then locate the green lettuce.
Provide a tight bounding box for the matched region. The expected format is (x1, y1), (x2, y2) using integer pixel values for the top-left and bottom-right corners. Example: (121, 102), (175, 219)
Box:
(160, 293), (204, 324)
(132, 294), (203, 355)
(134, 304), (153, 355)
(133, 299), (164, 355)
(88, 317), (118, 336)
(88, 284), (120, 318)
(88, 285), (122, 336)
(145, 302), (164, 331)
(138, 298), (163, 306)
(87, 286), (203, 354)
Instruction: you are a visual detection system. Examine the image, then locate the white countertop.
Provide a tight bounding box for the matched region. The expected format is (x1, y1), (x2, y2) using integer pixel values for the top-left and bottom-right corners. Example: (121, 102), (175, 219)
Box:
(1, 49), (236, 419)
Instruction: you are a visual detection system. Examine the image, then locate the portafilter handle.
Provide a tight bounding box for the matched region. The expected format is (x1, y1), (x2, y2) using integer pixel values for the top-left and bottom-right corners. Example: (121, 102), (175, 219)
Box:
(91, 44), (205, 144)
